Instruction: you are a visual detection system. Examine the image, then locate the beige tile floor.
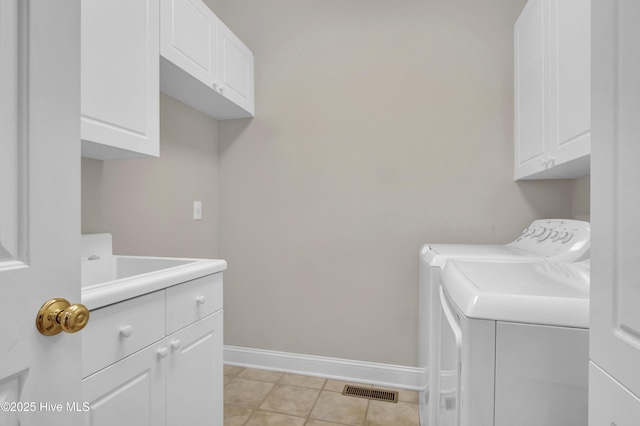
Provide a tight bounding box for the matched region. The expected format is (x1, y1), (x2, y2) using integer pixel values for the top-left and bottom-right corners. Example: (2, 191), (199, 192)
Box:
(224, 365), (420, 426)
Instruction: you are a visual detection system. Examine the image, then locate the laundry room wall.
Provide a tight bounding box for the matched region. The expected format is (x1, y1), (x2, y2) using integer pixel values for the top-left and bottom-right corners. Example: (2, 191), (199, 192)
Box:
(79, 0), (590, 368)
(81, 93), (220, 259)
(207, 0), (579, 366)
(571, 176), (590, 221)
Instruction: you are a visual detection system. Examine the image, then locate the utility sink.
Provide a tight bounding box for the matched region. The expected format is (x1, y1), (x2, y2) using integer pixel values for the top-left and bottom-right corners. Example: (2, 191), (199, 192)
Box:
(82, 254), (200, 287)
(81, 234), (226, 310)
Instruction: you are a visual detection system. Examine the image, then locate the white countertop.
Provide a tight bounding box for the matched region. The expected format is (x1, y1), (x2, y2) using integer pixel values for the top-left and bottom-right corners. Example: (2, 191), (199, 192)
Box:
(81, 256), (227, 310)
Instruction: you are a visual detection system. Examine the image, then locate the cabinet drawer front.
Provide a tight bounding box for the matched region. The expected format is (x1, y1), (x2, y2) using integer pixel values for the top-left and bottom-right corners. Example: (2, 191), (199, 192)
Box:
(82, 290), (165, 378)
(166, 273), (222, 334)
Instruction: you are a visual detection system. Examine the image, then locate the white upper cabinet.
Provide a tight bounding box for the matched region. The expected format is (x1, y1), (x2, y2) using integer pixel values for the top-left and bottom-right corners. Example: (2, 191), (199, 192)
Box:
(160, 0), (218, 89)
(514, 0), (546, 178)
(160, 0), (254, 119)
(549, 0), (590, 168)
(81, 0), (160, 160)
(514, 0), (590, 180)
(218, 21), (255, 116)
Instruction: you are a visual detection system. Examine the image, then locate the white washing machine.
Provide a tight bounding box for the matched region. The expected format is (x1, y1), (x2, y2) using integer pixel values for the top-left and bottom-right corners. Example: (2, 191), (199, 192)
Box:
(418, 219), (590, 426)
(439, 260), (590, 426)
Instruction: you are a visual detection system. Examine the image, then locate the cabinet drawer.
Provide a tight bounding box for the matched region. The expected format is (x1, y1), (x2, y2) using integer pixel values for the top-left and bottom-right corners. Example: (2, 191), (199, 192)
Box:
(166, 273), (222, 334)
(82, 290), (165, 378)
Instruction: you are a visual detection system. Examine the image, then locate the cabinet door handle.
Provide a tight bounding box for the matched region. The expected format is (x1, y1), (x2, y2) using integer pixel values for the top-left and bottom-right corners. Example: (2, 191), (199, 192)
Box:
(171, 339), (182, 350)
(213, 81), (219, 90)
(196, 295), (206, 305)
(119, 325), (134, 338)
(157, 347), (169, 359)
(219, 86), (225, 94)
(541, 158), (548, 166)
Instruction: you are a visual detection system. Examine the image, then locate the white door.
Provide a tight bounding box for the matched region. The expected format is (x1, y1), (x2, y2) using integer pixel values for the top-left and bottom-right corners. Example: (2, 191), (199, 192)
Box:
(590, 0), (640, 422)
(0, 1), (82, 425)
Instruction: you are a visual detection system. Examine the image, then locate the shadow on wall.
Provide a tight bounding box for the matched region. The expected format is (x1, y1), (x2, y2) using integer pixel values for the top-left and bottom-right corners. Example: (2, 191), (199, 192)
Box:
(218, 118), (253, 156)
(517, 176), (590, 221)
(81, 158), (107, 231)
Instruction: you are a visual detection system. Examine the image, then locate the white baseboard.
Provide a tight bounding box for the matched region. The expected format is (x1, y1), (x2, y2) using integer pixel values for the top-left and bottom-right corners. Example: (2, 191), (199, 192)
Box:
(224, 345), (425, 391)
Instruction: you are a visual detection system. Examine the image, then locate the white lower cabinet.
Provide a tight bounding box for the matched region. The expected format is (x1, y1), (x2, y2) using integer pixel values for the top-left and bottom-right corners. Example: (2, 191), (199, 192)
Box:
(82, 274), (223, 425)
(83, 342), (166, 425)
(167, 313), (223, 426)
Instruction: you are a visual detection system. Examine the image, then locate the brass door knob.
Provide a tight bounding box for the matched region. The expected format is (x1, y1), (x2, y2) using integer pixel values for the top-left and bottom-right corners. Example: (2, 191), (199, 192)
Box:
(36, 298), (90, 336)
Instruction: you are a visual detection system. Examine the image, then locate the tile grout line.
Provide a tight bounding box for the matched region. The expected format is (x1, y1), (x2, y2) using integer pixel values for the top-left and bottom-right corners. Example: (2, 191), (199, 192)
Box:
(244, 407), (308, 424)
(226, 368), (288, 426)
(304, 380), (327, 425)
(238, 370), (329, 424)
(276, 372), (327, 425)
(229, 367), (253, 426)
(245, 371), (283, 425)
(265, 372), (323, 422)
(225, 367), (317, 425)
(363, 398), (370, 426)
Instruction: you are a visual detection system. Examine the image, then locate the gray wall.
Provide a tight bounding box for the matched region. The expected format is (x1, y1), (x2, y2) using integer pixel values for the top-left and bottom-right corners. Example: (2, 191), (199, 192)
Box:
(210, 0), (576, 366)
(571, 176), (591, 221)
(82, 94), (220, 258)
(81, 0), (588, 367)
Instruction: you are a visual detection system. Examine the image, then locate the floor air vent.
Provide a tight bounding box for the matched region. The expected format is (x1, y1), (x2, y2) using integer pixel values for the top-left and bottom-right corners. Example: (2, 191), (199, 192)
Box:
(342, 385), (398, 403)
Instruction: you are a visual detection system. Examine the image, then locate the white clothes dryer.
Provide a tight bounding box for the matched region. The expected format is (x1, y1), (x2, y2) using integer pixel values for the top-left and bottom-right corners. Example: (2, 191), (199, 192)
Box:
(418, 219), (590, 426)
(439, 260), (590, 426)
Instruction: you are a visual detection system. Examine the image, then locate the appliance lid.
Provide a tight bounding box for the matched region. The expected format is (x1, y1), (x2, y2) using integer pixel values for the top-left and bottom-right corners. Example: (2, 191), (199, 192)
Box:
(420, 219), (590, 268)
(421, 243), (541, 268)
(442, 260), (590, 328)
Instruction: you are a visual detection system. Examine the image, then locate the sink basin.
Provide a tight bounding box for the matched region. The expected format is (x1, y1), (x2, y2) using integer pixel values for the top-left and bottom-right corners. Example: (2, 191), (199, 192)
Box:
(82, 255), (200, 287)
(81, 233), (226, 310)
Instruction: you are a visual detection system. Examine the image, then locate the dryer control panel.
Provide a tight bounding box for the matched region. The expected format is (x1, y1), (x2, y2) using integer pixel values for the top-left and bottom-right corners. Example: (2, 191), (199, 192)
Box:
(508, 219), (590, 261)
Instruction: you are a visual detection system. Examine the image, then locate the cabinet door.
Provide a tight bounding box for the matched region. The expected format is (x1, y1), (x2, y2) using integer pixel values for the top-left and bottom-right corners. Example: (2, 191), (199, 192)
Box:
(218, 21), (255, 116)
(589, 363), (640, 426)
(590, 0), (640, 413)
(160, 0), (218, 88)
(547, 0), (590, 165)
(81, 0), (159, 160)
(166, 311), (223, 426)
(514, 0), (547, 180)
(82, 343), (166, 426)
